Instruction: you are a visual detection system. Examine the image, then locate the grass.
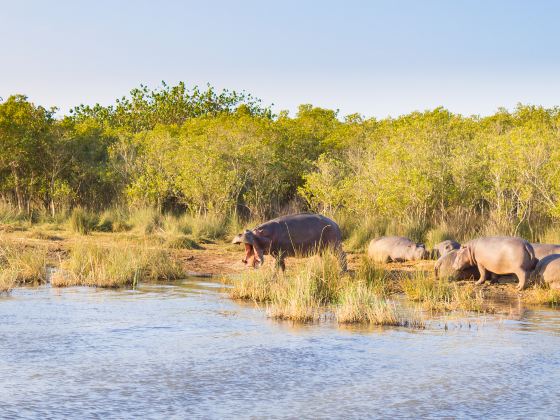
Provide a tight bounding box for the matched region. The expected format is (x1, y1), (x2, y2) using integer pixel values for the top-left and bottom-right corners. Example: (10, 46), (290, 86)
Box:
(523, 285), (560, 306)
(69, 207), (99, 235)
(230, 250), (424, 326)
(354, 256), (395, 296)
(425, 226), (454, 250)
(52, 242), (184, 288)
(400, 270), (487, 312)
(335, 282), (424, 327)
(342, 216), (388, 251)
(0, 240), (48, 292)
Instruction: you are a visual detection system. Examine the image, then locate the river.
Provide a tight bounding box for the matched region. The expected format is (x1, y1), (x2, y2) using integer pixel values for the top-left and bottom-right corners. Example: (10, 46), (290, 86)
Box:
(0, 279), (559, 419)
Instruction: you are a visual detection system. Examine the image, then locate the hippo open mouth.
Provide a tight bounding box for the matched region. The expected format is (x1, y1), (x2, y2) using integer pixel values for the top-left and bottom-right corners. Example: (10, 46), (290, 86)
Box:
(242, 243), (254, 265)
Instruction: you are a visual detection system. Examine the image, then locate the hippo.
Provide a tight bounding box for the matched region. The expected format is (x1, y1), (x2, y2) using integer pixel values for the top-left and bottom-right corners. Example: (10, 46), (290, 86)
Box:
(432, 240), (461, 259)
(434, 249), (480, 281)
(452, 236), (537, 290)
(531, 254), (560, 289)
(530, 243), (560, 260)
(367, 236), (428, 263)
(232, 213), (347, 271)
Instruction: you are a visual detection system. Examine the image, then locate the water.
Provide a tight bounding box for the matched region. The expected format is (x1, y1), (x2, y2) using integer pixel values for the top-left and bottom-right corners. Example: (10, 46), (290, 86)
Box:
(0, 280), (559, 419)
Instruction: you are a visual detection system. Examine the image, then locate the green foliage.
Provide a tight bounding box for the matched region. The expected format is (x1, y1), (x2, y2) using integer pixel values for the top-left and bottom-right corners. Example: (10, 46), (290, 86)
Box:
(2, 87), (560, 239)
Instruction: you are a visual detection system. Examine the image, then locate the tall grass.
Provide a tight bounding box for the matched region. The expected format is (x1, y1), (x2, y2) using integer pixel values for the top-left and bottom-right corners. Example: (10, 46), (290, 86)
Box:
(523, 284), (560, 306)
(342, 215), (388, 251)
(335, 282), (424, 327)
(0, 240), (48, 292)
(69, 207), (99, 235)
(52, 242), (184, 288)
(0, 202), (28, 224)
(230, 250), (423, 326)
(400, 270), (486, 312)
(354, 256), (395, 296)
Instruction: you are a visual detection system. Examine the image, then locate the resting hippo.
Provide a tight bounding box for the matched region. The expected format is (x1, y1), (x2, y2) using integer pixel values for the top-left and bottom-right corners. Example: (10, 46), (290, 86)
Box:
(232, 213), (346, 271)
(531, 254), (560, 289)
(432, 240), (461, 259)
(452, 236), (536, 290)
(367, 236), (428, 263)
(434, 250), (480, 281)
(530, 243), (560, 260)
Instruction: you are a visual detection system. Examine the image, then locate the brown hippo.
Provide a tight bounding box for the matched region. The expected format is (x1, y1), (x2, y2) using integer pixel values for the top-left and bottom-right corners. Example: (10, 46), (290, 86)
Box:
(531, 254), (560, 289)
(434, 249), (480, 281)
(367, 236), (428, 263)
(432, 240), (461, 259)
(232, 213), (346, 271)
(530, 243), (560, 260)
(452, 236), (537, 290)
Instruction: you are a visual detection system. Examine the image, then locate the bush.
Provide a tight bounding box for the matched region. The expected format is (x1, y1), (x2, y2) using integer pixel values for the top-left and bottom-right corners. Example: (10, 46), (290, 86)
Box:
(69, 207), (99, 235)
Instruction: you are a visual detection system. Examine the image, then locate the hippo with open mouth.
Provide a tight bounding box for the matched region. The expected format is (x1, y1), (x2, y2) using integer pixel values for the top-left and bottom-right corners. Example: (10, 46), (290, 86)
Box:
(232, 213), (347, 271)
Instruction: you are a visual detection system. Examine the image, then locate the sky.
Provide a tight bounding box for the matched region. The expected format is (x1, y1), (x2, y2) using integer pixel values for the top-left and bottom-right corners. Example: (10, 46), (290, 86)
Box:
(1, 0), (559, 118)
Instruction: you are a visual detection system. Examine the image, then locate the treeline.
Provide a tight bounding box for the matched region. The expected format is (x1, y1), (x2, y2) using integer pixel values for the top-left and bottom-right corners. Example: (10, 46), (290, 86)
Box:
(1, 82), (560, 239)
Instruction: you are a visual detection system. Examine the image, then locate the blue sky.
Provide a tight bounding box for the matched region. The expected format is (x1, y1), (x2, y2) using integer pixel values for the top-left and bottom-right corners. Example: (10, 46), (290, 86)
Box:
(1, 0), (559, 118)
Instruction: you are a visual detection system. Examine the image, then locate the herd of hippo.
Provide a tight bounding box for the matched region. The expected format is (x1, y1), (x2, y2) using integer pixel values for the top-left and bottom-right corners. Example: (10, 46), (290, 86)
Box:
(232, 213), (560, 290)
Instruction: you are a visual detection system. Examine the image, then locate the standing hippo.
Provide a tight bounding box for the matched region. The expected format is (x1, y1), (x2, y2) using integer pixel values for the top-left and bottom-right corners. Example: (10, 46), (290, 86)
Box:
(434, 249), (480, 281)
(452, 236), (537, 290)
(531, 254), (560, 289)
(367, 236), (428, 263)
(432, 240), (461, 259)
(530, 243), (560, 260)
(232, 213), (346, 271)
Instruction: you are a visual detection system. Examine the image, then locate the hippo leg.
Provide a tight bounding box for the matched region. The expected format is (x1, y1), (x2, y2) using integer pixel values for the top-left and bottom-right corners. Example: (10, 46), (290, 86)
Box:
(515, 270), (529, 290)
(475, 265), (488, 286)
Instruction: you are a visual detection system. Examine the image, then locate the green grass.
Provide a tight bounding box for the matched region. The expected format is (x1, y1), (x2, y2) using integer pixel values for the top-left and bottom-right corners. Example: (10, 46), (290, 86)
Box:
(399, 270), (486, 312)
(230, 250), (424, 326)
(523, 284), (560, 306)
(335, 282), (424, 327)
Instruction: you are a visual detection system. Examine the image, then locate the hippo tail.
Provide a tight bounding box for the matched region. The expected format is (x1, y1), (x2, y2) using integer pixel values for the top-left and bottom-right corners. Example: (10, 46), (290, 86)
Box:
(525, 241), (538, 270)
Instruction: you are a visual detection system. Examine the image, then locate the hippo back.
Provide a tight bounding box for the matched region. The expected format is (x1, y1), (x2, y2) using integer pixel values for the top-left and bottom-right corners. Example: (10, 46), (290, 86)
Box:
(259, 213), (342, 256)
(368, 236), (427, 263)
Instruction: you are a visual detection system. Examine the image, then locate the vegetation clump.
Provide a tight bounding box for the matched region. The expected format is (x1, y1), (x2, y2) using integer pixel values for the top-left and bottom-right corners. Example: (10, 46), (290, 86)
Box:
(230, 251), (423, 326)
(400, 270), (487, 312)
(52, 242), (184, 288)
(0, 240), (48, 292)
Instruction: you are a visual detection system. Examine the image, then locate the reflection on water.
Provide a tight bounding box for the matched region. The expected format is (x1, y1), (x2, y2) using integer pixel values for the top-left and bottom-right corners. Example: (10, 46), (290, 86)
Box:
(0, 279), (559, 418)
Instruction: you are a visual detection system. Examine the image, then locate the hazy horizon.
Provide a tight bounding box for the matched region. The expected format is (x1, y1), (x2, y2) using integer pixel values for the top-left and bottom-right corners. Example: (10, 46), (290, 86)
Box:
(2, 0), (559, 118)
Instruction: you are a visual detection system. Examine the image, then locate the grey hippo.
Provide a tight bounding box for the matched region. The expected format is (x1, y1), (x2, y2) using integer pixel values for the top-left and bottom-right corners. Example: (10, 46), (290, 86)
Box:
(367, 236), (428, 263)
(452, 236), (536, 290)
(232, 213), (347, 271)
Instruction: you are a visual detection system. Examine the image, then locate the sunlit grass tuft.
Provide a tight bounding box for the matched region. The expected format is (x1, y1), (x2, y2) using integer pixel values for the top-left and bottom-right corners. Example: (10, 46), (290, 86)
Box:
(69, 207), (99, 235)
(0, 240), (48, 292)
(400, 270), (486, 312)
(52, 242), (184, 288)
(523, 284), (560, 306)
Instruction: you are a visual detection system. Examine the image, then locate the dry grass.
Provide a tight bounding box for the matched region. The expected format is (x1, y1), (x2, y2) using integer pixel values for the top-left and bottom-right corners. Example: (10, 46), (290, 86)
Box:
(0, 240), (48, 293)
(52, 242), (184, 288)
